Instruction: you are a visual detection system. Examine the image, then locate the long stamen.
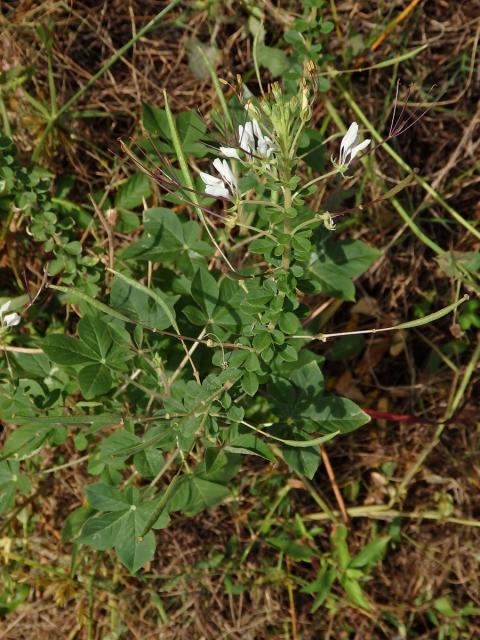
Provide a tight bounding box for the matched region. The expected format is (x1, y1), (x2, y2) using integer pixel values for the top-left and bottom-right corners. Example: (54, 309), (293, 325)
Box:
(389, 80), (401, 137)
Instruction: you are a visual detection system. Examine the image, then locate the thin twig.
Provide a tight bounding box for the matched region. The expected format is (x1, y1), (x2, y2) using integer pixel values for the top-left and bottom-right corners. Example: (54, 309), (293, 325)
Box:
(0, 345), (44, 353)
(320, 445), (349, 524)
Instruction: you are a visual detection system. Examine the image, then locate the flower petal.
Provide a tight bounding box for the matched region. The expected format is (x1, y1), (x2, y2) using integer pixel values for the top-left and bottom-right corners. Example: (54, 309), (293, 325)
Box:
(349, 138), (371, 161)
(257, 136), (274, 158)
(238, 123), (254, 154)
(205, 183), (230, 199)
(0, 300), (11, 315)
(252, 119), (262, 140)
(219, 146), (240, 159)
(3, 312), (21, 327)
(340, 122), (358, 164)
(213, 158), (237, 193)
(199, 171), (223, 187)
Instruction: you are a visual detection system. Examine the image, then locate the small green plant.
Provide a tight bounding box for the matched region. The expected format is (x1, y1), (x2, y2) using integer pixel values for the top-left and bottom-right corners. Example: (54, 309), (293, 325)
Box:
(0, 61), (467, 583)
(302, 524), (390, 612)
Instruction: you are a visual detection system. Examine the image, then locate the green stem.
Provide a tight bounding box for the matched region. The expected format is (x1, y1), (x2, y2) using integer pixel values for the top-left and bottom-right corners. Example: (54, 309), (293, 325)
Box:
(46, 33), (57, 117)
(0, 208), (14, 243)
(390, 197), (445, 255)
(282, 184), (293, 272)
(291, 214), (324, 235)
(448, 334), (480, 419)
(292, 167), (338, 199)
(163, 90), (236, 272)
(299, 474), (338, 523)
(0, 94), (11, 136)
(304, 506), (480, 528)
(198, 45), (233, 131)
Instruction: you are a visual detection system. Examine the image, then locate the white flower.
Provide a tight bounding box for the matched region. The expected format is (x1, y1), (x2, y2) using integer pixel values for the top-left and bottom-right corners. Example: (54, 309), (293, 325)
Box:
(220, 119), (275, 160)
(0, 300), (21, 328)
(3, 312), (21, 327)
(0, 300), (11, 315)
(219, 146), (240, 160)
(200, 158), (238, 200)
(238, 121), (256, 154)
(252, 119), (275, 158)
(339, 122), (371, 166)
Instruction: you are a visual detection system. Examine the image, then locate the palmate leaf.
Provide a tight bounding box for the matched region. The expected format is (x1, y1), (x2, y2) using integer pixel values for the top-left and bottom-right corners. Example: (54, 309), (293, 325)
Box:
(110, 274), (176, 332)
(0, 379), (49, 420)
(145, 207), (184, 248)
(117, 526), (156, 574)
(269, 359), (369, 437)
(41, 317), (130, 386)
(142, 103), (170, 138)
(133, 449), (165, 479)
(323, 238), (381, 277)
(79, 483), (165, 572)
(225, 428), (275, 462)
(142, 105), (208, 156)
(176, 110), (209, 155)
(78, 509), (130, 550)
(163, 452), (240, 518)
(98, 430), (140, 464)
(11, 352), (54, 378)
(80, 505), (158, 572)
(307, 261), (355, 300)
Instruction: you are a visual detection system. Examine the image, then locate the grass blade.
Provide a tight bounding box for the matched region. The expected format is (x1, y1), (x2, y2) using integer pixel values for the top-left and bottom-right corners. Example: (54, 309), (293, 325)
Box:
(163, 90), (236, 272)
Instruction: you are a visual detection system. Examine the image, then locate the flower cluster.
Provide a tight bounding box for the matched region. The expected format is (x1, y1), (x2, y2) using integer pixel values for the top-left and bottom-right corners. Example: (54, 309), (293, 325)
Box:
(220, 119), (274, 160)
(200, 119), (274, 201)
(199, 116), (370, 204)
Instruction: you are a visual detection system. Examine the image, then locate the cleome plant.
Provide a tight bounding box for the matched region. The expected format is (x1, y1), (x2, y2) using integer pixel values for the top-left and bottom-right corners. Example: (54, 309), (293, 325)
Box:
(0, 61), (466, 591)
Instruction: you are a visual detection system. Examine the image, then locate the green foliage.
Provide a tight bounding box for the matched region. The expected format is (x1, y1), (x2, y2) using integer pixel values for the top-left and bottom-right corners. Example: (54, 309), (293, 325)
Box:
(301, 525), (390, 612)
(78, 484), (163, 573)
(0, 461), (31, 513)
(251, 3), (333, 94)
(0, 71), (383, 583)
(0, 136), (101, 294)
